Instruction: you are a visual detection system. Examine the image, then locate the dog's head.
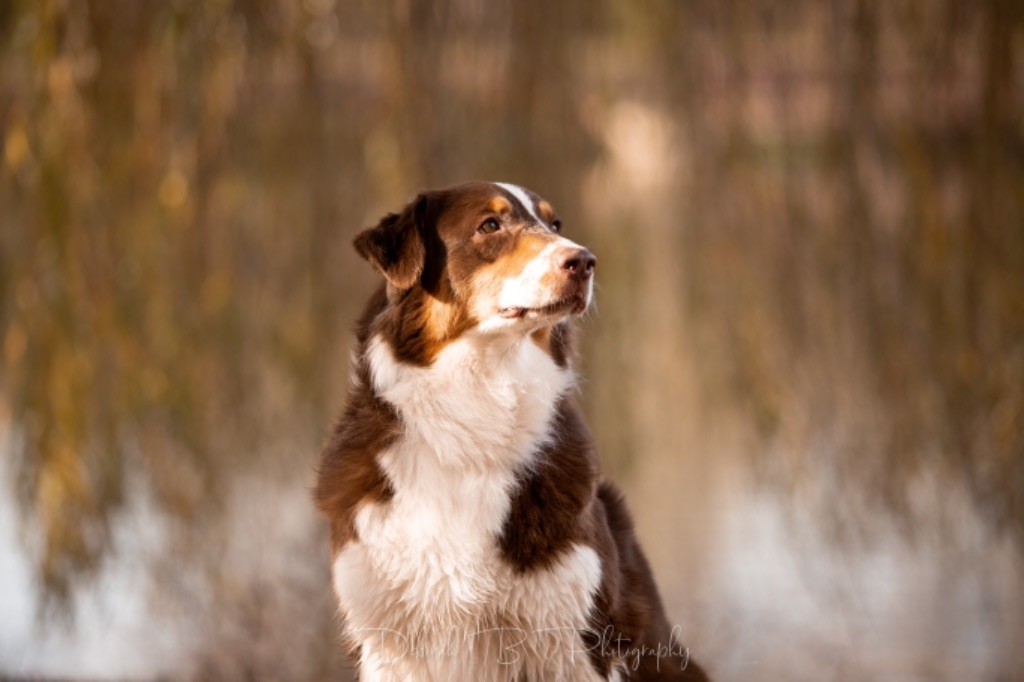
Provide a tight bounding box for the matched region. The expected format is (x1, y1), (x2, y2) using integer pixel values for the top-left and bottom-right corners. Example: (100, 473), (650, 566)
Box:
(355, 182), (595, 362)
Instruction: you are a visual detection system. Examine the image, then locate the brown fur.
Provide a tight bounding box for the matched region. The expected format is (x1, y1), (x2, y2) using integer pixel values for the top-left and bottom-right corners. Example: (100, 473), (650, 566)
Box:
(315, 289), (398, 553)
(498, 396), (709, 680)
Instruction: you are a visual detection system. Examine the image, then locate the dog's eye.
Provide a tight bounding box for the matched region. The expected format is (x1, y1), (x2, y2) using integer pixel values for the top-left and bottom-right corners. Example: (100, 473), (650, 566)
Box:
(551, 219), (562, 233)
(478, 218), (501, 234)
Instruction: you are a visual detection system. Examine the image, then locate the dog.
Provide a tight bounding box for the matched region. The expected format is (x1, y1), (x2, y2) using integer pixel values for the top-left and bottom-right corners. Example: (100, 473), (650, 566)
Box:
(315, 182), (708, 681)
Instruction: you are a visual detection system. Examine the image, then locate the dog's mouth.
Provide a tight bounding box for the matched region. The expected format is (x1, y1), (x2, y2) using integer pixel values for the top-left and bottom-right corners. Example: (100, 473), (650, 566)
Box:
(497, 295), (588, 320)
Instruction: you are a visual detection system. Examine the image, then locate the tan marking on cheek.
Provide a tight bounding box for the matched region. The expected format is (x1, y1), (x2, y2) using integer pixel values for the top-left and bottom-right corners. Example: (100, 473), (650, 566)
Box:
(530, 327), (552, 355)
(488, 197), (512, 215)
(423, 297), (460, 340)
(469, 235), (558, 314)
(487, 236), (551, 279)
(417, 282), (474, 359)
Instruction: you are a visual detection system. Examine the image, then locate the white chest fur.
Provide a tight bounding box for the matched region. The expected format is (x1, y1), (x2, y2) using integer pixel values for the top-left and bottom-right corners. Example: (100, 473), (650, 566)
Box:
(331, 334), (606, 681)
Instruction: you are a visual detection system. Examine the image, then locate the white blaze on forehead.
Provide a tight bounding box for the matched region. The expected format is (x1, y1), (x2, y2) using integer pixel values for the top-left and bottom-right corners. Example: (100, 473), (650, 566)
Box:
(496, 182), (545, 226)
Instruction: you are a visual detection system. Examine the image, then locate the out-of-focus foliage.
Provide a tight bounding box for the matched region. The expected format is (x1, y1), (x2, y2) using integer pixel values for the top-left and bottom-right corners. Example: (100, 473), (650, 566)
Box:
(1, 0), (366, 605)
(670, 0), (1024, 535)
(1, 0), (1023, 678)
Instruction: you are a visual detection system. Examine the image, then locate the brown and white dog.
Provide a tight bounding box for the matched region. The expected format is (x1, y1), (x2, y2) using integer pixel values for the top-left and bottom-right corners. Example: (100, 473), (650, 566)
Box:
(315, 182), (708, 681)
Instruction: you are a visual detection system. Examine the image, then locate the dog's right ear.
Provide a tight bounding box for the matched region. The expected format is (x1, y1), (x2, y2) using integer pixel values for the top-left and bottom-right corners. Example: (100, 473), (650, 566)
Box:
(354, 194), (428, 290)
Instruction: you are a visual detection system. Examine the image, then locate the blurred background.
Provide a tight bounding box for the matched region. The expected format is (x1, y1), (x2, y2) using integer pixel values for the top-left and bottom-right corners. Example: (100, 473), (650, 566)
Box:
(2, 0), (1023, 679)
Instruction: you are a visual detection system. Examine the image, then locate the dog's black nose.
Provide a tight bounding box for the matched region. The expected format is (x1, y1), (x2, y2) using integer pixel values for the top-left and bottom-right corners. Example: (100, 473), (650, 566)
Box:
(559, 248), (597, 278)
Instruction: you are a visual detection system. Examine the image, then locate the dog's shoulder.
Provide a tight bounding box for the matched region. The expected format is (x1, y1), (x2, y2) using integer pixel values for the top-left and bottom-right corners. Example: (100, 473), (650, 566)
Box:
(499, 396), (599, 571)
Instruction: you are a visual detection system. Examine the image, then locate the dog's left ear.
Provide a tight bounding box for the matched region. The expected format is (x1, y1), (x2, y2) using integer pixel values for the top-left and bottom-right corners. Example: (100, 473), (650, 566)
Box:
(354, 194), (428, 290)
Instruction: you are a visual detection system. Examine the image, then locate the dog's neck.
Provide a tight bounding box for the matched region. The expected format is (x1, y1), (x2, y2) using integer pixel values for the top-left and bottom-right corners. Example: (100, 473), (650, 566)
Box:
(365, 330), (573, 472)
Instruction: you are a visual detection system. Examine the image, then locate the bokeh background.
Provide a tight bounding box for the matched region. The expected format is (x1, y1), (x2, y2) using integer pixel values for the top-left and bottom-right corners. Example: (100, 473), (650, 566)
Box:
(2, 0), (1024, 679)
